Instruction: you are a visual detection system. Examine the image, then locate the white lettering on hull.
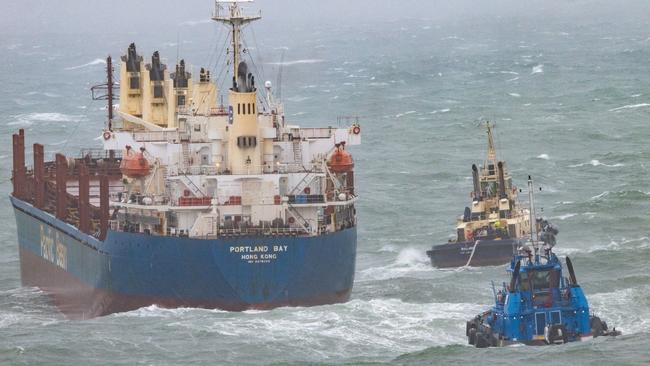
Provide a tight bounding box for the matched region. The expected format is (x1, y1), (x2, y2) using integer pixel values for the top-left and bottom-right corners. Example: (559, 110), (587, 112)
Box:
(229, 245), (289, 264)
(39, 224), (68, 270)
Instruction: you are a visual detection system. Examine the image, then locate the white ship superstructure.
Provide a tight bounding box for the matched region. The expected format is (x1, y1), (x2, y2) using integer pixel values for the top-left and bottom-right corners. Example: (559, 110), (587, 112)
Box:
(102, 0), (361, 238)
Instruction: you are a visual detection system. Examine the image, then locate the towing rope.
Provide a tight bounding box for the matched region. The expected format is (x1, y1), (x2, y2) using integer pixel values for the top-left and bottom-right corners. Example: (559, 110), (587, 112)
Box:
(464, 240), (481, 267)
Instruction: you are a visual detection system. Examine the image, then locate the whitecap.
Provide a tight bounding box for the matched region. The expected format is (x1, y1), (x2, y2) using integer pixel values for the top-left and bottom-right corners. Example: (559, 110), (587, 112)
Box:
(64, 58), (106, 70)
(267, 59), (324, 66)
(531, 64), (544, 74)
(608, 103), (650, 112)
(569, 160), (624, 168)
(551, 213), (577, 220)
(396, 111), (417, 118)
(8, 112), (85, 126)
(537, 153), (550, 160)
(590, 191), (609, 200)
(508, 93), (521, 98)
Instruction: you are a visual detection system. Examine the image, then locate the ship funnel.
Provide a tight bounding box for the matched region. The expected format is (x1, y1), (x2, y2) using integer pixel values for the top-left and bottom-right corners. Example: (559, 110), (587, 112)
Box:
(172, 59), (189, 88)
(497, 161), (507, 199)
(126, 43), (141, 72)
(149, 51), (164, 81)
(236, 61), (254, 92)
(472, 164), (481, 201)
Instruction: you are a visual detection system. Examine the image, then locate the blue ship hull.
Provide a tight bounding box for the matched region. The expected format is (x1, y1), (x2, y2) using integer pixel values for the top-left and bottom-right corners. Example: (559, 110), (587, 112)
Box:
(11, 196), (357, 319)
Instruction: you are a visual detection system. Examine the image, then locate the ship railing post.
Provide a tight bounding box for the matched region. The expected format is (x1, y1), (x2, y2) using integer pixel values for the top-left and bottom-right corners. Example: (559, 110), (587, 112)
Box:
(100, 175), (109, 240)
(55, 153), (68, 220)
(78, 162), (90, 234)
(12, 129), (26, 199)
(33, 143), (45, 208)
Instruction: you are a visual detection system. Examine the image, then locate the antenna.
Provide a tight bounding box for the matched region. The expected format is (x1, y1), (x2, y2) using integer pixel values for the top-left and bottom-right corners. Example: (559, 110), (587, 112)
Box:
(212, 0), (261, 89)
(527, 175), (538, 248)
(90, 56), (118, 131)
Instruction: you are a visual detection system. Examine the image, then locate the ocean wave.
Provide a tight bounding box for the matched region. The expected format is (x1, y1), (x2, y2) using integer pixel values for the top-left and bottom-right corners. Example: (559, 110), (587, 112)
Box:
(267, 59), (324, 66)
(357, 248), (433, 282)
(396, 111), (417, 118)
(7, 112), (86, 126)
(569, 159), (624, 168)
(64, 58), (106, 70)
(26, 91), (61, 98)
(590, 190), (650, 201)
(557, 237), (649, 255)
(551, 213), (577, 220)
(589, 285), (650, 335)
(531, 64), (544, 74)
(608, 103), (650, 112)
(113, 304), (227, 318)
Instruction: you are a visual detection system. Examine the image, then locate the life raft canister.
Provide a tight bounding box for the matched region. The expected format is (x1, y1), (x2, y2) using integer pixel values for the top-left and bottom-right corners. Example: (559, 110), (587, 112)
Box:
(327, 142), (354, 173)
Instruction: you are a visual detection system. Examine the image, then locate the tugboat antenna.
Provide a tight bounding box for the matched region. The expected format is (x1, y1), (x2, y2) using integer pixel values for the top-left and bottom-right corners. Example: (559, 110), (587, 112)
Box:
(486, 122), (496, 162)
(527, 175), (538, 251)
(212, 0), (261, 88)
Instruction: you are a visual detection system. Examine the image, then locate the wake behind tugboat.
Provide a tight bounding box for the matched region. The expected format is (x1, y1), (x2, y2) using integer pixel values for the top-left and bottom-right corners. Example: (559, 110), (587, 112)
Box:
(427, 123), (556, 268)
(465, 177), (620, 347)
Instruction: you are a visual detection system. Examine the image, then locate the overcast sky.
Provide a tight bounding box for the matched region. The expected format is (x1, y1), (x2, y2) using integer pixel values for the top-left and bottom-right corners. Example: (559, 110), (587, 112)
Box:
(3, 0), (650, 37)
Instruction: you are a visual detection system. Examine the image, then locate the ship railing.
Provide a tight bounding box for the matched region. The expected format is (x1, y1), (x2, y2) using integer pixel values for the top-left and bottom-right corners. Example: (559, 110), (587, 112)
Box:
(133, 130), (180, 142)
(297, 127), (335, 139)
(276, 163), (324, 174)
(218, 226), (308, 236)
(174, 165), (220, 176)
(79, 148), (123, 160)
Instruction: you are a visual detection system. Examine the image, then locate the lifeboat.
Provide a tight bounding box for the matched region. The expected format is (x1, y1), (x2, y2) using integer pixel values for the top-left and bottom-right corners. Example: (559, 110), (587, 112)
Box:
(120, 145), (150, 178)
(328, 142), (354, 173)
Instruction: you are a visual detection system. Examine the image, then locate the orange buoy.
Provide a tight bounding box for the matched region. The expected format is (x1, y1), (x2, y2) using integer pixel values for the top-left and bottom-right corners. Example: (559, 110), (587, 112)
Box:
(120, 145), (150, 178)
(328, 143), (354, 173)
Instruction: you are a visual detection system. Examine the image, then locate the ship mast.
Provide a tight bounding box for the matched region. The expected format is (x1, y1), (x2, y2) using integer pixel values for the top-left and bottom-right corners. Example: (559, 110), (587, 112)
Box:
(212, 0), (261, 88)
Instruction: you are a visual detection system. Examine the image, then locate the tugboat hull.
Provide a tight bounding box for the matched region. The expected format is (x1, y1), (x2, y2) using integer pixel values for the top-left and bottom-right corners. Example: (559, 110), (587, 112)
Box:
(426, 239), (523, 268)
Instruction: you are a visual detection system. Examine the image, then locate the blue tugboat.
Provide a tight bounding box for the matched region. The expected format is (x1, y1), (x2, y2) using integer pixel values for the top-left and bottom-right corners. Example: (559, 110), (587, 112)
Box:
(466, 176), (620, 347)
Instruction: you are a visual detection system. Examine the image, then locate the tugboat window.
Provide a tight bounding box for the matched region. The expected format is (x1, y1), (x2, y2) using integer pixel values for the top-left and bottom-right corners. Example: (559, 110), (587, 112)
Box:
(530, 269), (560, 290)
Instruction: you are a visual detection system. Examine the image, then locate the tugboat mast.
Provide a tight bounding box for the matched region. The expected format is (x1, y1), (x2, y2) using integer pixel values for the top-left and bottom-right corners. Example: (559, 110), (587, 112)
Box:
(485, 122), (496, 163)
(212, 0), (261, 87)
(527, 175), (539, 251)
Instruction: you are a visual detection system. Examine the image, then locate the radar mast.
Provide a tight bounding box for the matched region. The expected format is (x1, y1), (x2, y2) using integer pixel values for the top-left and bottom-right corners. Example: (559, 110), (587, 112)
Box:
(212, 0), (261, 88)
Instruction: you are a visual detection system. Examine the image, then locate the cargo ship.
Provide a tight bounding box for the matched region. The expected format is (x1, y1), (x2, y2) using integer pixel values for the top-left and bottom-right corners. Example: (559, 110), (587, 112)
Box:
(10, 0), (361, 319)
(426, 123), (549, 268)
